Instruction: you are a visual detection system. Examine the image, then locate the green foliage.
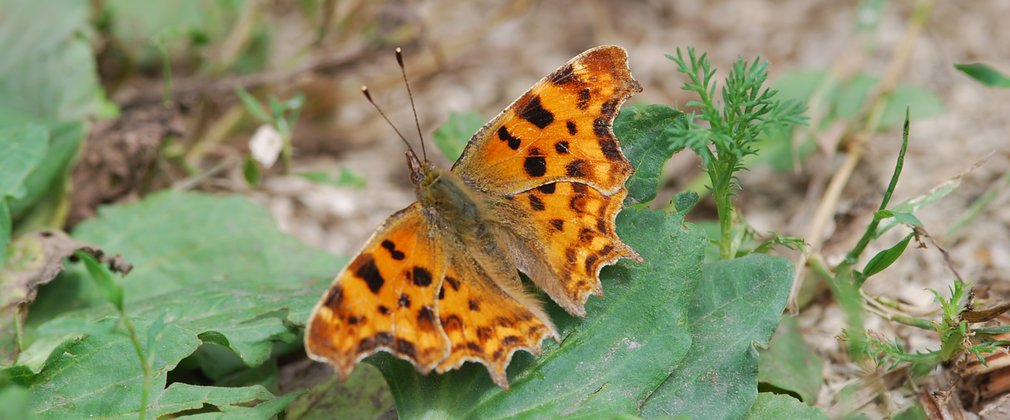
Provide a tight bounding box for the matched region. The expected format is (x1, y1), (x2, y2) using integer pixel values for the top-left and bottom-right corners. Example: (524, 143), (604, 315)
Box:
(298, 168), (367, 189)
(758, 316), (824, 404)
(640, 254), (794, 419)
(666, 48), (806, 259)
(955, 63), (1010, 88)
(745, 393), (828, 420)
(236, 87), (305, 173)
(433, 111), (484, 161)
(0, 125), (48, 266)
(6, 191), (341, 418)
(613, 104), (686, 203)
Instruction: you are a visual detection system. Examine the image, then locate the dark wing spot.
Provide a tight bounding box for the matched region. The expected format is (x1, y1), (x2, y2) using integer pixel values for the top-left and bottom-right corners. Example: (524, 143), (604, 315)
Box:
(585, 254), (599, 274)
(599, 138), (623, 161)
(555, 141), (570, 154)
(498, 126), (521, 150)
(438, 286), (446, 300)
(600, 98), (619, 117)
(570, 196), (586, 213)
(347, 315), (359, 325)
(323, 285), (343, 309)
(549, 63), (576, 85)
(566, 121), (578, 135)
(566, 248), (578, 266)
(519, 95), (555, 129)
(578, 88), (591, 110)
(492, 349), (504, 361)
(597, 218), (609, 234)
(528, 194), (545, 211)
(571, 183), (588, 194)
(418, 306), (436, 330)
(550, 219), (565, 231)
(466, 342), (483, 352)
(566, 160), (588, 177)
(599, 244), (615, 256)
(375, 332), (393, 347)
(524, 156), (547, 177)
(494, 317), (511, 327)
(468, 299), (480, 311)
(477, 326), (494, 342)
(579, 228), (595, 243)
(398, 293), (411, 308)
(537, 183), (556, 194)
(353, 254), (384, 294)
(502, 336), (522, 347)
(378, 305), (390, 315)
(445, 276), (460, 291)
(394, 338), (417, 358)
(442, 315), (463, 332)
(412, 266), (433, 287)
(593, 117), (609, 137)
(381, 240), (405, 260)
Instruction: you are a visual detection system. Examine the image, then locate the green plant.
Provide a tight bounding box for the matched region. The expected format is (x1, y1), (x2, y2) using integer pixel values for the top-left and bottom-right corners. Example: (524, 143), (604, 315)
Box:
(666, 48), (806, 260)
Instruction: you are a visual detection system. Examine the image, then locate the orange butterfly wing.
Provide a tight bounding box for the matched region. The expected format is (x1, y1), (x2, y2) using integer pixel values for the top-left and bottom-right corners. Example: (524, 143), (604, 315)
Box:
(452, 45), (642, 196)
(505, 183), (640, 316)
(305, 204), (449, 378)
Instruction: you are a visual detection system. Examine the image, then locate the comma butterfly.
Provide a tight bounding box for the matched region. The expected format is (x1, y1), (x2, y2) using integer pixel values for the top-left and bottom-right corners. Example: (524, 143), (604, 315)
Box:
(305, 45), (642, 389)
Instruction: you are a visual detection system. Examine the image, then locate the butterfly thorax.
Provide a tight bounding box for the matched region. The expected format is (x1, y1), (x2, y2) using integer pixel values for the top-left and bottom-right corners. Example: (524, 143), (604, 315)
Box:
(414, 161), (483, 235)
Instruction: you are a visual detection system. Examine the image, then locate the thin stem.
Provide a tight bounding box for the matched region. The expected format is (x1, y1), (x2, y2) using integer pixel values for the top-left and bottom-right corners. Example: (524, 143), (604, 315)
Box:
(120, 312), (150, 419)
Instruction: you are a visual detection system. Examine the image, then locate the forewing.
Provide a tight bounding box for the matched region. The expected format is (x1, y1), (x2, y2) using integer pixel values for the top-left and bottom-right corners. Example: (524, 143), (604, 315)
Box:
(452, 45), (641, 196)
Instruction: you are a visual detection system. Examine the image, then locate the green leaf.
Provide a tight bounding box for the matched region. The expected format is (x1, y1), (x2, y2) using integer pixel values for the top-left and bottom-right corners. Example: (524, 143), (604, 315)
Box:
(242, 156), (261, 185)
(298, 168), (366, 189)
(0, 385), (37, 420)
(100, 0), (244, 67)
(28, 190), (341, 323)
(614, 104), (686, 203)
(6, 122), (84, 222)
(954, 63), (1010, 88)
(861, 232), (914, 281)
(433, 112), (484, 161)
(744, 393), (828, 420)
(377, 206), (707, 418)
(641, 254), (794, 419)
(155, 383), (297, 418)
(15, 284), (324, 418)
(286, 364), (393, 420)
(0, 201), (9, 268)
(0, 124), (48, 200)
(75, 251), (124, 311)
(0, 0), (108, 125)
(235, 87), (272, 124)
(878, 85), (944, 130)
(758, 316), (824, 404)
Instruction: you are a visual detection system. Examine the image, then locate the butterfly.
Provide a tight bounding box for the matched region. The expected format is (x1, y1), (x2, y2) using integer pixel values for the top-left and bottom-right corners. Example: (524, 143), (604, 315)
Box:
(305, 45), (642, 389)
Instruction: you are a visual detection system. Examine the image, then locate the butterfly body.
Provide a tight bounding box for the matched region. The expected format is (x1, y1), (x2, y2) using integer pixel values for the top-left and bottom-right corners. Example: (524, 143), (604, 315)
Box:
(307, 46), (643, 389)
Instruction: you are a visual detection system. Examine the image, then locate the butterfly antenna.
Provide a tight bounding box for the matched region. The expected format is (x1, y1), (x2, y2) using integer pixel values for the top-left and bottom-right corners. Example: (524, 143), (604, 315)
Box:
(361, 86), (418, 161)
(395, 47), (427, 162)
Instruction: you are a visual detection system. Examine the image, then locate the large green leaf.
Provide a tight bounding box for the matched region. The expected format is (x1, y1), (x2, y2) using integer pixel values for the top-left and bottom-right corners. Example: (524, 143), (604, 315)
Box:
(29, 190), (341, 321)
(757, 316), (824, 404)
(0, 124), (48, 200)
(376, 205), (706, 418)
(6, 122), (83, 222)
(0, 0), (107, 125)
(614, 104), (685, 203)
(745, 393), (828, 420)
(9, 286), (311, 418)
(5, 190), (343, 418)
(641, 254), (794, 419)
